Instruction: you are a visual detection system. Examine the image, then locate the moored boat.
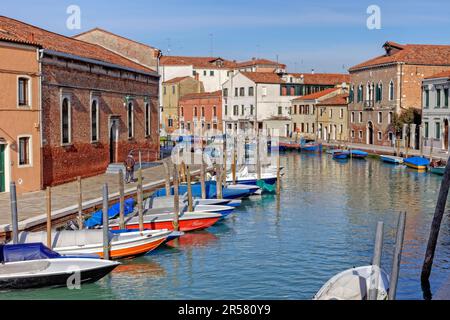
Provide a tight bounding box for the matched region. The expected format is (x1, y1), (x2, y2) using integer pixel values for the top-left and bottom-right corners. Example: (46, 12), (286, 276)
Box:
(430, 166), (445, 175)
(332, 150), (350, 160)
(350, 150), (368, 159)
(313, 266), (389, 300)
(404, 156), (430, 170)
(380, 155), (403, 164)
(0, 243), (119, 290)
(300, 143), (322, 152)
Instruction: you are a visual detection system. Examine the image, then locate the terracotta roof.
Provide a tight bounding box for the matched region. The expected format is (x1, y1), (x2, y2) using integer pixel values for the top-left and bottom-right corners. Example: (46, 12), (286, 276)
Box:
(162, 76), (193, 84)
(425, 70), (450, 79)
(290, 73), (350, 85)
(349, 41), (450, 72)
(160, 55), (237, 69)
(0, 16), (155, 74)
(241, 72), (285, 84)
(236, 58), (286, 69)
(180, 90), (222, 100)
(316, 93), (349, 106)
(292, 88), (340, 101)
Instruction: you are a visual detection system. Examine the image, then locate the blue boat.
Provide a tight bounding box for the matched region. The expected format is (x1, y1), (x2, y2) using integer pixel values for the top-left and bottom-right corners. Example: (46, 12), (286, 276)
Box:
(301, 143), (322, 152)
(84, 198), (135, 228)
(350, 150), (368, 159)
(333, 151), (350, 160)
(154, 181), (252, 200)
(404, 156), (430, 170)
(380, 155), (403, 164)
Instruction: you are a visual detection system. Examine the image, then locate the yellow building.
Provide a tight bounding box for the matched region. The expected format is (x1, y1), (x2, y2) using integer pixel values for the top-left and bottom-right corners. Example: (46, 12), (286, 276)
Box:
(161, 76), (204, 134)
(316, 94), (349, 142)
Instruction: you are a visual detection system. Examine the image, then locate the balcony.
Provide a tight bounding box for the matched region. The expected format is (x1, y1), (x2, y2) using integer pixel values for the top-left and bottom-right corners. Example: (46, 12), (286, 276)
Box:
(364, 100), (374, 110)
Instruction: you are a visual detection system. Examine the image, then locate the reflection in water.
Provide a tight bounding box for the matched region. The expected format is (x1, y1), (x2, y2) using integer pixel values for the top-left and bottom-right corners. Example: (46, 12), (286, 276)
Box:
(1, 154), (449, 300)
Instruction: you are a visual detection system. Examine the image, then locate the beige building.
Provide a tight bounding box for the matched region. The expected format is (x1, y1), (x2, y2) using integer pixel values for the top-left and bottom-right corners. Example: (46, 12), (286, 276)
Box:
(316, 94), (349, 142)
(162, 76), (204, 134)
(290, 88), (342, 140)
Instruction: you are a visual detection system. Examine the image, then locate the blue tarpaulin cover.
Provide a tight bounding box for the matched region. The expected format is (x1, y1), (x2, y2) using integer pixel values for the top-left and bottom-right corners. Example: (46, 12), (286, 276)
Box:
(1, 243), (61, 263)
(84, 198), (135, 228)
(404, 156), (430, 167)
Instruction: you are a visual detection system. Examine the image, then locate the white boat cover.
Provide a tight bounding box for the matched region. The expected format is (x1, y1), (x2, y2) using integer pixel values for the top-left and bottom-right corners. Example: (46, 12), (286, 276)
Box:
(18, 230), (114, 248)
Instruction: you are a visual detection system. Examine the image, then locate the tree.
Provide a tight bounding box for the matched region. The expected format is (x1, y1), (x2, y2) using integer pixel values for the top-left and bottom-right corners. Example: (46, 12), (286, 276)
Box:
(392, 108), (422, 136)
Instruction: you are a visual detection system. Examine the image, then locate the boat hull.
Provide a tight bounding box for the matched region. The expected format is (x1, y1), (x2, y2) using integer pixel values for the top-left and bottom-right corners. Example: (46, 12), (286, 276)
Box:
(380, 155), (403, 164)
(333, 152), (349, 160)
(111, 216), (220, 233)
(430, 166), (445, 175)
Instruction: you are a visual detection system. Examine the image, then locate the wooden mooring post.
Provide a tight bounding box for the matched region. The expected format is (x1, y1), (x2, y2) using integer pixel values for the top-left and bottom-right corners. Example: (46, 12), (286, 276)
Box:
(9, 182), (18, 244)
(163, 161), (171, 196)
(46, 187), (52, 248)
(119, 170), (125, 230)
(186, 164), (193, 212)
(216, 164), (223, 199)
(256, 130), (262, 181)
(388, 211), (406, 300)
(137, 167), (144, 232)
(421, 155), (450, 294)
(173, 164), (180, 231)
(368, 221), (384, 300)
(77, 176), (83, 230)
(200, 158), (207, 199)
(102, 183), (110, 260)
(276, 153), (281, 196)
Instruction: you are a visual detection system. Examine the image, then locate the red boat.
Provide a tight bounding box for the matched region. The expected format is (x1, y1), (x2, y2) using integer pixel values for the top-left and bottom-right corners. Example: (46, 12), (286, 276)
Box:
(110, 211), (222, 233)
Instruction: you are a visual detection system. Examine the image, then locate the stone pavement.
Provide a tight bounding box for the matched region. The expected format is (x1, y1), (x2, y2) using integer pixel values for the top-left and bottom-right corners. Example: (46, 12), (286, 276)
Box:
(0, 159), (201, 233)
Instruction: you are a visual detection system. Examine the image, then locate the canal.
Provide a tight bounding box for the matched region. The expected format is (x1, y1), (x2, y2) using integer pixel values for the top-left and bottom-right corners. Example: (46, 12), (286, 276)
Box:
(3, 153), (450, 300)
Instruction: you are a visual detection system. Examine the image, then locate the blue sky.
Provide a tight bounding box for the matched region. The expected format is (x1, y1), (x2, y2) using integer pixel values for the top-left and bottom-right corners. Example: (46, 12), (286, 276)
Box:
(2, 0), (450, 72)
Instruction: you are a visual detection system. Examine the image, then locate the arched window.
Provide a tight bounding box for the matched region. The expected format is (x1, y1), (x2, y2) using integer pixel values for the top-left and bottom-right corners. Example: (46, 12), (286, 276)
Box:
(145, 103), (151, 137)
(127, 102), (134, 139)
(91, 99), (99, 142)
(357, 85), (363, 102)
(194, 107), (198, 117)
(213, 106), (217, 117)
(61, 97), (71, 145)
(349, 85), (354, 103)
(389, 81), (394, 101)
(376, 82), (383, 102)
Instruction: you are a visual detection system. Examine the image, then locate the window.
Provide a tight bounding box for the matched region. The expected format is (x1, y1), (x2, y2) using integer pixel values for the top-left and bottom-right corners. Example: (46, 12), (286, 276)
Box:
(250, 105), (254, 115)
(425, 90), (430, 108)
(358, 130), (363, 139)
(192, 70), (196, 76)
(235, 88), (238, 97)
(127, 102), (134, 138)
(91, 99), (99, 142)
(240, 87), (245, 96)
(210, 70), (214, 76)
(294, 105), (297, 114)
(225, 105), (228, 115)
(201, 107), (205, 117)
(376, 83), (383, 102)
(436, 122), (441, 139)
(445, 88), (449, 107)
(388, 132), (393, 141)
(241, 105), (244, 116)
(249, 87), (254, 96)
(357, 85), (363, 102)
(18, 77), (30, 106)
(223, 88), (228, 97)
(194, 107), (198, 117)
(203, 70), (207, 76)
(18, 136), (31, 166)
(340, 108), (344, 119)
(349, 86), (354, 103)
(61, 97), (71, 145)
(437, 89), (441, 108)
(389, 81), (394, 101)
(213, 106), (217, 117)
(340, 124), (343, 134)
(145, 103), (151, 137)
(351, 130), (355, 138)
(351, 112), (355, 123)
(278, 106), (282, 115)
(359, 112), (363, 123)
(262, 86), (267, 96)
(378, 112), (382, 124)
(424, 122), (429, 138)
(163, 87), (166, 95)
(233, 105), (239, 116)
(172, 86), (175, 94)
(329, 109), (333, 118)
(388, 112), (393, 124)
(168, 118), (173, 128)
(377, 131), (382, 140)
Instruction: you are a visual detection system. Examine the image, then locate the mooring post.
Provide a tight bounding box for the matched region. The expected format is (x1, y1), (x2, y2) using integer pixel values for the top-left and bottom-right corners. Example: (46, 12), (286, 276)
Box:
(186, 164), (193, 212)
(163, 161), (171, 196)
(232, 144), (237, 185)
(222, 134), (227, 188)
(388, 212), (406, 300)
(276, 153), (281, 195)
(9, 182), (18, 244)
(256, 130), (262, 181)
(421, 156), (450, 285)
(46, 186), (52, 248)
(77, 176), (83, 230)
(119, 169), (125, 230)
(173, 163), (180, 231)
(200, 157), (206, 199)
(368, 221), (384, 300)
(139, 150), (142, 171)
(137, 167), (144, 232)
(102, 183), (110, 260)
(216, 164), (223, 199)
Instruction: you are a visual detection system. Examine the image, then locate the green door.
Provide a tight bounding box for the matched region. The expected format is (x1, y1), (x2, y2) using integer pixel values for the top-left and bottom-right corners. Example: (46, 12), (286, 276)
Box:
(0, 145), (5, 192)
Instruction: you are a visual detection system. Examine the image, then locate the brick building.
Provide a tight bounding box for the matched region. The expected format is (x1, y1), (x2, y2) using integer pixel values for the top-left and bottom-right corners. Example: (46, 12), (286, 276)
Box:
(348, 41), (450, 147)
(178, 91), (222, 133)
(0, 16), (159, 192)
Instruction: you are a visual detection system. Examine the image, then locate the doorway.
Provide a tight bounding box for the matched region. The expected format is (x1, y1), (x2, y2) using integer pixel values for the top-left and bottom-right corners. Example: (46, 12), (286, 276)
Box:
(0, 144), (5, 192)
(109, 117), (120, 164)
(367, 121), (374, 145)
(444, 119), (449, 150)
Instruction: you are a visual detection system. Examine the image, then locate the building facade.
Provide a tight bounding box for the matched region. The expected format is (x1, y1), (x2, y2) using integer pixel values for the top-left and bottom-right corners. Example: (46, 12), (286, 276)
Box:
(316, 94), (349, 142)
(162, 76), (204, 134)
(348, 41), (450, 147)
(422, 71), (450, 152)
(178, 91), (222, 133)
(0, 16), (160, 192)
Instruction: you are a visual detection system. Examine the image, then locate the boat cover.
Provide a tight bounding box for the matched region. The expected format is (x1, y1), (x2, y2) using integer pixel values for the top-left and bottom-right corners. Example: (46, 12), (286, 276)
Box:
(350, 150), (368, 156)
(256, 180), (276, 193)
(404, 157), (430, 166)
(84, 198), (135, 228)
(0, 243), (61, 263)
(17, 230), (114, 248)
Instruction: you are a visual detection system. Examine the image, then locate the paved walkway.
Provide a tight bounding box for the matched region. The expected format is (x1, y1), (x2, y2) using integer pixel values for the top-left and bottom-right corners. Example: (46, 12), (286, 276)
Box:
(0, 160), (201, 233)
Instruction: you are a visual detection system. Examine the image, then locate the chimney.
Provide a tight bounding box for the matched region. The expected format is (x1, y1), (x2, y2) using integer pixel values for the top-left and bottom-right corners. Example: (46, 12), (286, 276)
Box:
(311, 69), (315, 74)
(252, 57), (256, 61)
(194, 72), (199, 81)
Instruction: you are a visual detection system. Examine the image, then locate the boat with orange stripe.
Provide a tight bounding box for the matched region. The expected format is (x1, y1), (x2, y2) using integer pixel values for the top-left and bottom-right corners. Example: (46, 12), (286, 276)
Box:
(16, 229), (174, 260)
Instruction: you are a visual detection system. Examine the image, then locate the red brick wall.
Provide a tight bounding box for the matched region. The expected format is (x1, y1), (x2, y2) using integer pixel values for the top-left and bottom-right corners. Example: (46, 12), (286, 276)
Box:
(41, 63), (159, 187)
(179, 94), (223, 131)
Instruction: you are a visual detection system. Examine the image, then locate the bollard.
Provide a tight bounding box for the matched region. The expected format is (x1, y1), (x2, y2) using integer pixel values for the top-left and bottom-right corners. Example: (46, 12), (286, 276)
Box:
(9, 182), (19, 244)
(102, 183), (110, 260)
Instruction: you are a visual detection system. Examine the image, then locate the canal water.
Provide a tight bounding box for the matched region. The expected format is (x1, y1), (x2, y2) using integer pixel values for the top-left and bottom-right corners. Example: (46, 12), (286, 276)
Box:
(3, 153), (450, 300)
